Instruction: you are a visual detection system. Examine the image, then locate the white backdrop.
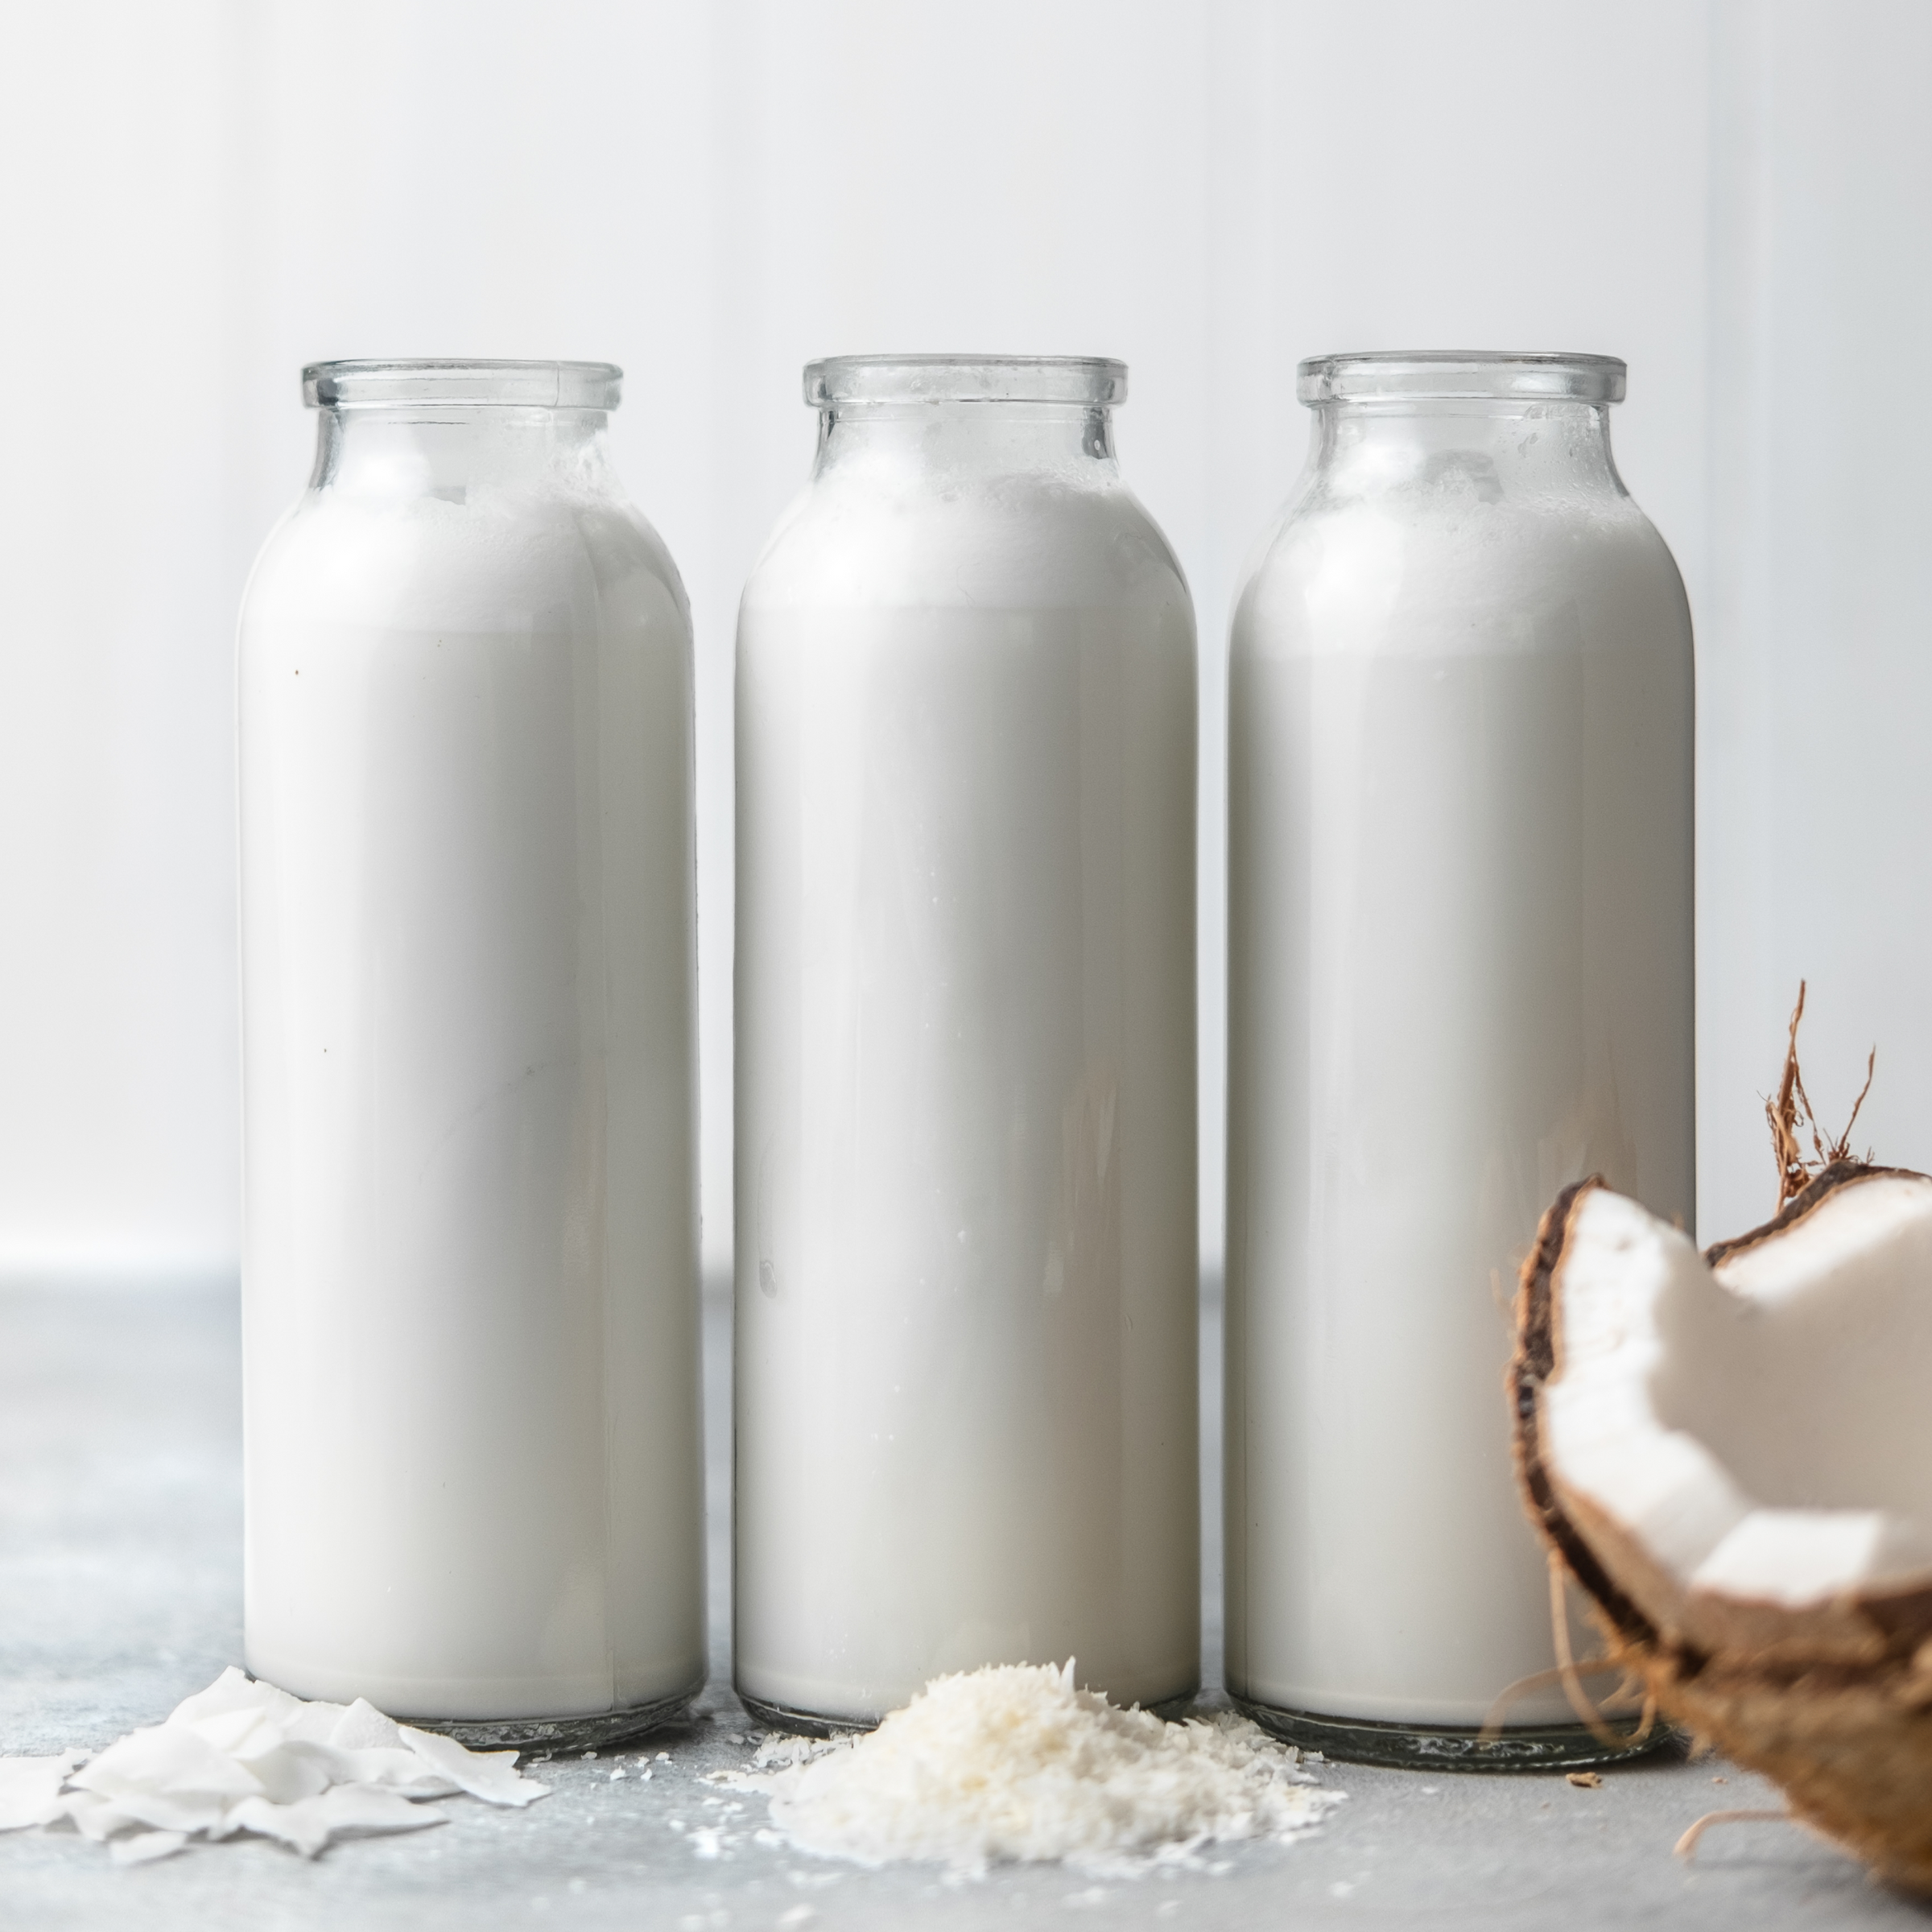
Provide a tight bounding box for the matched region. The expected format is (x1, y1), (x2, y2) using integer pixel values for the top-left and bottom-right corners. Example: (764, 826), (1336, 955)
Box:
(0, 0), (1925, 1282)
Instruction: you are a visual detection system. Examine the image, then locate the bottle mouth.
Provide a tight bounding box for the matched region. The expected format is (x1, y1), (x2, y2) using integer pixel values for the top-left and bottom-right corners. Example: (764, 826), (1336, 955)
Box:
(303, 360), (623, 411)
(805, 355), (1127, 409)
(1298, 352), (1625, 406)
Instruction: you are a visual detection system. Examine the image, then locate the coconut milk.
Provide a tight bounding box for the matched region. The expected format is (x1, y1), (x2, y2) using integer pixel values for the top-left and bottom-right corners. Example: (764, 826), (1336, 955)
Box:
(239, 372), (705, 1724)
(735, 361), (1199, 1723)
(1225, 357), (1695, 1739)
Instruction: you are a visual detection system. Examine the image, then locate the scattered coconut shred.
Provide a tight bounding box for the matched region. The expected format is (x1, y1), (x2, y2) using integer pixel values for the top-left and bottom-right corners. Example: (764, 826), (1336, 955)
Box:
(720, 1661), (1345, 1877)
(0, 1668), (547, 1864)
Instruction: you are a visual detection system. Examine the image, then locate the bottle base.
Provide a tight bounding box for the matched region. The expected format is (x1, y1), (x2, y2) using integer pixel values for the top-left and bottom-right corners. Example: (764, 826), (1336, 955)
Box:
(737, 1690), (863, 1739)
(1229, 1695), (1670, 1773)
(412, 1678), (704, 1754)
(739, 1678), (1203, 1738)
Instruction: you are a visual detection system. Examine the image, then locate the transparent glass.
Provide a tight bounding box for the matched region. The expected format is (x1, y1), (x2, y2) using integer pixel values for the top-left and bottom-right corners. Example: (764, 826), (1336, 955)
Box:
(734, 355), (1200, 1731)
(238, 360), (705, 1747)
(1224, 352), (1694, 1770)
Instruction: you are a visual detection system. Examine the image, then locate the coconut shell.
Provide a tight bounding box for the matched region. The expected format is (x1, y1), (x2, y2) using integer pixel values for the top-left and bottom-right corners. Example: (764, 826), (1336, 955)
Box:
(1511, 1167), (1932, 1894)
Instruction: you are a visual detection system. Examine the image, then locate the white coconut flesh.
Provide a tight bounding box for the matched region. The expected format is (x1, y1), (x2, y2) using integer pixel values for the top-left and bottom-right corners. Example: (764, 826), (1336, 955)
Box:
(1538, 1174), (1932, 1657)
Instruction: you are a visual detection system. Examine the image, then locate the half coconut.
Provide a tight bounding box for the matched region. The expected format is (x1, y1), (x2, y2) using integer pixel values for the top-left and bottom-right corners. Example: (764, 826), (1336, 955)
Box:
(1512, 1163), (1932, 1893)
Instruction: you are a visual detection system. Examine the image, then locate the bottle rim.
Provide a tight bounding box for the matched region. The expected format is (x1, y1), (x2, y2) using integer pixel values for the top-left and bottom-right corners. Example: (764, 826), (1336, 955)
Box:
(1298, 352), (1626, 406)
(805, 355), (1127, 409)
(303, 360), (623, 411)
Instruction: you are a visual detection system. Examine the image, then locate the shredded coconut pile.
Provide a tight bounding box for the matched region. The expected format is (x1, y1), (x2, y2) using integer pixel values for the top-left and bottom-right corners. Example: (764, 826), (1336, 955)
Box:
(0, 1668), (547, 1864)
(724, 1661), (1344, 1876)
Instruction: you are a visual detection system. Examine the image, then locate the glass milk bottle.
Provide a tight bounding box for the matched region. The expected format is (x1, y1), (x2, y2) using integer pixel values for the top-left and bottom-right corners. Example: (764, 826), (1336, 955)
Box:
(239, 360), (705, 1744)
(736, 355), (1199, 1728)
(1225, 352), (1694, 1768)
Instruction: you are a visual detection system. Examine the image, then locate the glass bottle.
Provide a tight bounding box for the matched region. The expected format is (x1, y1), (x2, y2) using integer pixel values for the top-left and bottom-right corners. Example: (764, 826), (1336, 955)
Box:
(238, 360), (705, 1744)
(1224, 352), (1695, 1769)
(735, 355), (1199, 1728)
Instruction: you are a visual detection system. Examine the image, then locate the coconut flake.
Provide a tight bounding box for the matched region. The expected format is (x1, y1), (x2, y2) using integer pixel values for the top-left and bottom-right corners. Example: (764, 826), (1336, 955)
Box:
(71, 1725), (267, 1833)
(325, 1698), (406, 1752)
(0, 1668), (550, 1862)
(728, 1662), (1344, 1876)
(223, 1785), (444, 1859)
(109, 1829), (188, 1866)
(0, 1753), (85, 1830)
(60, 1792), (143, 1842)
(168, 1668), (317, 1732)
(397, 1724), (546, 1807)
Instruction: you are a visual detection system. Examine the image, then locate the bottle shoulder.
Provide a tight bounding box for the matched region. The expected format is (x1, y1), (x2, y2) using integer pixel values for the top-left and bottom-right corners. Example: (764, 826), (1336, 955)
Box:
(1232, 483), (1689, 660)
(740, 469), (1191, 618)
(240, 483), (688, 638)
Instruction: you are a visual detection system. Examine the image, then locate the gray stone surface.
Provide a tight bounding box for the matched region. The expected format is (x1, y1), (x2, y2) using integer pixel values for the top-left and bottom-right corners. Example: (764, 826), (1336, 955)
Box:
(2, 1278), (1925, 1930)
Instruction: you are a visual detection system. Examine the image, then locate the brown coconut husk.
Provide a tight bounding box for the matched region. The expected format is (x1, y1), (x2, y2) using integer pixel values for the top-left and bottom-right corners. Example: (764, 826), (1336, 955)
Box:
(1509, 993), (1932, 1894)
(1761, 980), (1876, 1215)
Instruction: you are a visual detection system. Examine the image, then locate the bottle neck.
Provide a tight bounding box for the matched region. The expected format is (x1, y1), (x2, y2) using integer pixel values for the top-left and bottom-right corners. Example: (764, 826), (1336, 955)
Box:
(1307, 398), (1624, 502)
(814, 401), (1117, 483)
(311, 405), (615, 500)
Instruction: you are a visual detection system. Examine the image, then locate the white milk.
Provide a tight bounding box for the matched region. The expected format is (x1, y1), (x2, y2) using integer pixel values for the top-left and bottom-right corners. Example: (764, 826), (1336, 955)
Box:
(238, 368), (704, 1724)
(735, 361), (1199, 1724)
(1225, 357), (1695, 1739)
